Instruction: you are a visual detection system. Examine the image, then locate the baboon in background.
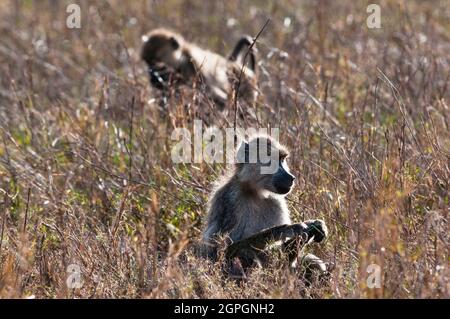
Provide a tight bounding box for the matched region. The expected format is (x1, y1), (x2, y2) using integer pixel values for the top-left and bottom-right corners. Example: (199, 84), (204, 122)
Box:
(202, 136), (329, 283)
(140, 28), (258, 109)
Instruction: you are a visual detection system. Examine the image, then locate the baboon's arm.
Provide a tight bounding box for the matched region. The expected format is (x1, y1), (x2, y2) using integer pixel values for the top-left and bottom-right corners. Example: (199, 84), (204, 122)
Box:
(226, 221), (324, 260)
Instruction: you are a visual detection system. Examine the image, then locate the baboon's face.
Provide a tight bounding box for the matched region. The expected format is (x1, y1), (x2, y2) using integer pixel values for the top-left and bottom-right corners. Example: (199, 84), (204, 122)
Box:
(142, 34), (181, 67)
(267, 156), (295, 194)
(141, 32), (183, 88)
(237, 137), (296, 195)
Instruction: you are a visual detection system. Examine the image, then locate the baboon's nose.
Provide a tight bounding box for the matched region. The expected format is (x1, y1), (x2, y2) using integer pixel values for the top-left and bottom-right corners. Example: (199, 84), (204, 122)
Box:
(288, 174), (296, 183)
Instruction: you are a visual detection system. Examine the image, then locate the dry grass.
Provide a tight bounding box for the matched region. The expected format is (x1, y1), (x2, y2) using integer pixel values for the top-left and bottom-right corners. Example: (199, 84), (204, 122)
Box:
(0, 0), (448, 298)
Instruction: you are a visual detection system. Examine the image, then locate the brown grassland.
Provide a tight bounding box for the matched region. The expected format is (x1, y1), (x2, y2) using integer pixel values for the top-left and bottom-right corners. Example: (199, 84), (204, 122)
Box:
(0, 0), (448, 298)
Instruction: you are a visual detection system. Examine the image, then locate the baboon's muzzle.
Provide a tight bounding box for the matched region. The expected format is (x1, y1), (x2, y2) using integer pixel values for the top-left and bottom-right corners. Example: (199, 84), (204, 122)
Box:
(148, 64), (173, 90)
(273, 169), (296, 194)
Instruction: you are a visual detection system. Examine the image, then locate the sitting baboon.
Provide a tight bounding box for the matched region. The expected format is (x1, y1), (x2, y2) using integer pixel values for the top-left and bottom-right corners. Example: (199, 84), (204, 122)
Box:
(202, 136), (329, 282)
(140, 28), (258, 109)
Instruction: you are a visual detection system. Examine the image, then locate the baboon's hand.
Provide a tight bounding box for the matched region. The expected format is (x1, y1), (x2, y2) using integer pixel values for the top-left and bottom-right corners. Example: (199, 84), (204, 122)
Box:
(303, 219), (328, 243)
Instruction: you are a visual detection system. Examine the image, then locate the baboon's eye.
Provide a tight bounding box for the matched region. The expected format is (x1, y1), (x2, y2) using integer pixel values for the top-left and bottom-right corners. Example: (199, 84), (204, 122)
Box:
(169, 37), (179, 49)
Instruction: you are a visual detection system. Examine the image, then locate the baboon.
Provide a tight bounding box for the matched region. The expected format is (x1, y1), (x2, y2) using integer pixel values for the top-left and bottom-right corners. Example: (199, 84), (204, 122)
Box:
(141, 28), (258, 109)
(202, 136), (329, 282)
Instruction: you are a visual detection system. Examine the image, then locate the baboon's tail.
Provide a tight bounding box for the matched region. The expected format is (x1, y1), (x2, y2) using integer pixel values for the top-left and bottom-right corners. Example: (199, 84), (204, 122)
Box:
(228, 35), (257, 72)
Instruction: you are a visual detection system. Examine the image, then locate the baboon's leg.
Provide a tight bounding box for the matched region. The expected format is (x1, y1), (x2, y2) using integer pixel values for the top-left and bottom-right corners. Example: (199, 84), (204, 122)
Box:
(283, 219), (328, 263)
(283, 238), (329, 286)
(302, 253), (327, 273)
(281, 221), (329, 286)
(226, 257), (248, 280)
(283, 236), (303, 264)
(300, 253), (329, 286)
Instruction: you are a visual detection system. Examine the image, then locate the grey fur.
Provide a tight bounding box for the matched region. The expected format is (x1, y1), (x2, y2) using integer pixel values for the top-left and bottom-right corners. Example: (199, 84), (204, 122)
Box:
(203, 173), (292, 245)
(202, 136), (328, 278)
(141, 28), (258, 109)
(203, 136), (291, 249)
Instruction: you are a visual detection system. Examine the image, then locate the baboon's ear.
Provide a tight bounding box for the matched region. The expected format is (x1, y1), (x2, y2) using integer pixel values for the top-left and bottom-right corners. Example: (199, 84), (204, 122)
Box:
(236, 141), (249, 163)
(169, 36), (180, 49)
(229, 36), (256, 72)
